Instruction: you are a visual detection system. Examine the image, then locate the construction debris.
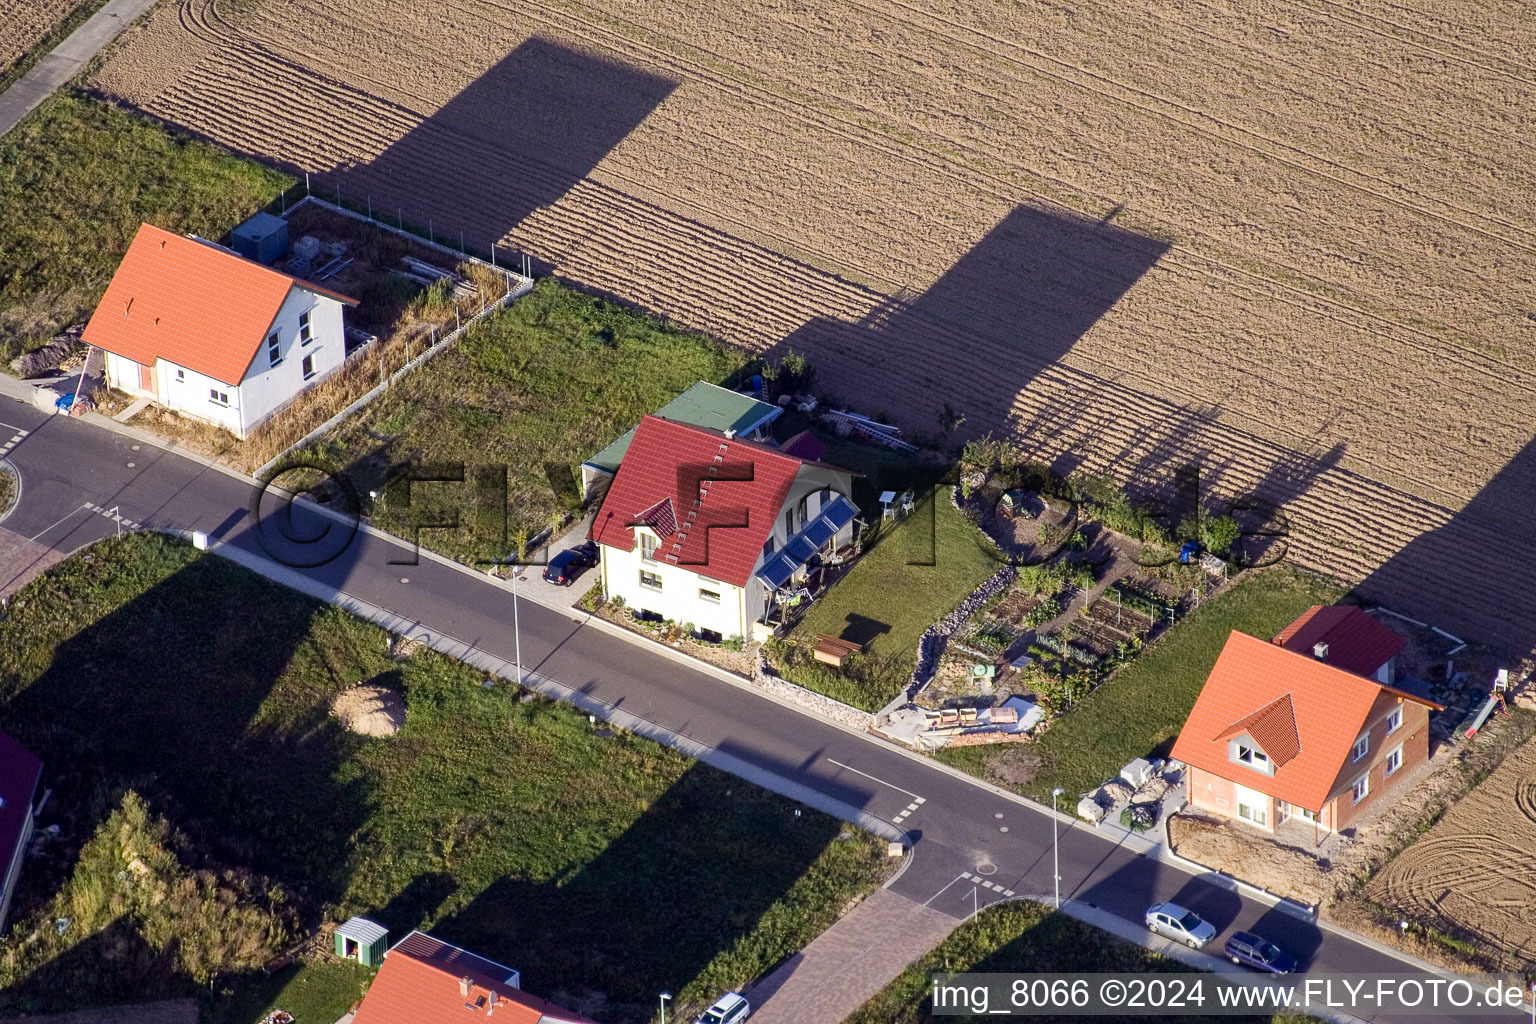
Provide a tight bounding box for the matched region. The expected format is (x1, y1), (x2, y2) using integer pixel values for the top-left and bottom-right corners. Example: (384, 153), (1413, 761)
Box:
(9, 324), (84, 378)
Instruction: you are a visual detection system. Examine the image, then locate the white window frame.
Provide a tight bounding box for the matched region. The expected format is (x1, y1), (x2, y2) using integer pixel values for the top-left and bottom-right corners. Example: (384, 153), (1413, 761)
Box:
(1237, 799), (1267, 826)
(1351, 735), (1369, 762)
(638, 570), (662, 591)
(208, 388), (230, 406)
(1385, 707), (1402, 735)
(301, 353), (318, 380)
(267, 331), (282, 368)
(299, 309), (314, 345)
(1385, 745), (1403, 776)
(698, 587), (721, 604)
(1351, 772), (1370, 804)
(175, 368), (186, 382)
(1231, 738), (1273, 775)
(639, 533), (659, 563)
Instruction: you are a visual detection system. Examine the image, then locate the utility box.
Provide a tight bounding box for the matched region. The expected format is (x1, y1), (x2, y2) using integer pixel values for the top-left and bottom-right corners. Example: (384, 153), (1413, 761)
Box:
(232, 211), (290, 266)
(334, 916), (388, 968)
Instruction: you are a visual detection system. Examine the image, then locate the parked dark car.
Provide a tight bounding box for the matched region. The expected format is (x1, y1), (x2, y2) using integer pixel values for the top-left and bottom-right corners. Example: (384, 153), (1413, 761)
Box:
(1224, 931), (1297, 973)
(543, 541), (598, 586)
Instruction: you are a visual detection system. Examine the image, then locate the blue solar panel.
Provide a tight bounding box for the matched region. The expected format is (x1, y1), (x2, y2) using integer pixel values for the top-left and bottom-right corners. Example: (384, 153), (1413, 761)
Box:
(756, 552), (799, 589)
(798, 518), (835, 551)
(820, 495), (857, 530)
(786, 534), (820, 562)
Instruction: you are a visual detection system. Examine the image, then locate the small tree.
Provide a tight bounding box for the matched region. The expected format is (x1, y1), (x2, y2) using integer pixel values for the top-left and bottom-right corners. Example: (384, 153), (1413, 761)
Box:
(1199, 514), (1241, 557)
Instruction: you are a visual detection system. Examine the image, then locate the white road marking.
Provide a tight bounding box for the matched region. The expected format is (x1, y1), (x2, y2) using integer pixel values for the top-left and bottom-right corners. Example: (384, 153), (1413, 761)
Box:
(29, 505), (91, 542)
(922, 872), (973, 908)
(826, 758), (925, 801)
(82, 502), (141, 531)
(1004, 889), (1015, 897)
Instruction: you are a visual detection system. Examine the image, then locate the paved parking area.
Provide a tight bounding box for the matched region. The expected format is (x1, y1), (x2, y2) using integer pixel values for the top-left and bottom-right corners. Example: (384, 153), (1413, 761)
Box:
(748, 887), (957, 1024)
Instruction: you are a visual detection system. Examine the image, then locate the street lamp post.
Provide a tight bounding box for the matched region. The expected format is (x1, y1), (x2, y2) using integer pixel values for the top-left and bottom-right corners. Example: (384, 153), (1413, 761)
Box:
(659, 992), (672, 1024)
(1052, 786), (1065, 909)
(511, 563), (523, 684)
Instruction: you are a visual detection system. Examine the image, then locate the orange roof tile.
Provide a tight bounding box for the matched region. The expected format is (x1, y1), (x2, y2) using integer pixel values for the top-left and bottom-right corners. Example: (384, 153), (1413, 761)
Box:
(82, 223), (356, 387)
(1214, 694), (1300, 768)
(1172, 630), (1440, 811)
(1273, 605), (1403, 678)
(352, 931), (589, 1024)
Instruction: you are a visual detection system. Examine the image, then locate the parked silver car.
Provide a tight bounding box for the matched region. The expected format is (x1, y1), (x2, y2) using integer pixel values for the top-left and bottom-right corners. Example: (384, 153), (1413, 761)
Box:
(1145, 902), (1217, 948)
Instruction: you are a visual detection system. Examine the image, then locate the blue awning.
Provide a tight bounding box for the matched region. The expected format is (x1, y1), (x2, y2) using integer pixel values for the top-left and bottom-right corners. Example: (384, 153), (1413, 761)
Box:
(786, 534), (821, 562)
(756, 551), (799, 589)
(755, 495), (860, 591)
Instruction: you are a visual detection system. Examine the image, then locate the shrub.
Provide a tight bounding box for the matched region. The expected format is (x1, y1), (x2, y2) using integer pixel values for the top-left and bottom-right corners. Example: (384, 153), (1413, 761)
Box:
(1024, 598), (1062, 629)
(1199, 514), (1240, 557)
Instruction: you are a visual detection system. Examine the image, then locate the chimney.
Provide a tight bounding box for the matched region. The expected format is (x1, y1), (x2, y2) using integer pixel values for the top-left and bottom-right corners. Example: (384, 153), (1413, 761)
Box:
(1313, 642), (1329, 661)
(488, 991), (498, 1015)
(460, 977), (472, 997)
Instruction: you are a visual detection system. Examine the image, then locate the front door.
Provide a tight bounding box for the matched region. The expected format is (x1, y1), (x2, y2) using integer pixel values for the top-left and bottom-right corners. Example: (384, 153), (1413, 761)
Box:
(137, 362), (154, 394)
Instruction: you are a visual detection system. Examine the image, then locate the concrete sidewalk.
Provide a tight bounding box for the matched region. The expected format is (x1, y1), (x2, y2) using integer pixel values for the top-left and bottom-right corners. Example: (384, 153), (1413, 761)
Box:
(748, 888), (957, 1024)
(0, 0), (162, 139)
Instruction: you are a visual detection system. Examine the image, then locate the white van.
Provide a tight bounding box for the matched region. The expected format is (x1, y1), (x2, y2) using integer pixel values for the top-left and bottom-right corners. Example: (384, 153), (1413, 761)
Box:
(695, 992), (750, 1024)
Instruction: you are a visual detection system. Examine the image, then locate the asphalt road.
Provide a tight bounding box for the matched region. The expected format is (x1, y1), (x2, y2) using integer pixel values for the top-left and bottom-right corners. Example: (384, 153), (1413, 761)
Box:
(0, 392), (1510, 1024)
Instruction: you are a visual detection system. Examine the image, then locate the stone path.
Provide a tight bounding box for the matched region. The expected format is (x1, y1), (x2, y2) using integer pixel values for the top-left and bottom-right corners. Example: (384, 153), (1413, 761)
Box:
(747, 887), (958, 1024)
(0, 0), (162, 140)
(0, 526), (66, 599)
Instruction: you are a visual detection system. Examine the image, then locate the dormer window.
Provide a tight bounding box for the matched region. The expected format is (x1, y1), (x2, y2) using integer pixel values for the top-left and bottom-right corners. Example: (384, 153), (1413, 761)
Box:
(1230, 738), (1273, 775)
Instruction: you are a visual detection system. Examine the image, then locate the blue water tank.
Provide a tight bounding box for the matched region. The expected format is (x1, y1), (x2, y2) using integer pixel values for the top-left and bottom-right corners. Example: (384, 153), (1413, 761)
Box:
(232, 212), (290, 265)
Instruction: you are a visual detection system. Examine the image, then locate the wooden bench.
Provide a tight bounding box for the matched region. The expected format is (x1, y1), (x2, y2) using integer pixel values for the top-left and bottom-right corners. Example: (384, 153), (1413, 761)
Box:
(813, 633), (865, 667)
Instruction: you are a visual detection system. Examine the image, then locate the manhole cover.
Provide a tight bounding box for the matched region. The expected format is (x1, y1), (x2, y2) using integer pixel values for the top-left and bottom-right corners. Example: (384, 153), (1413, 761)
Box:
(994, 812), (1004, 819)
(976, 861), (997, 876)
(999, 826), (1010, 833)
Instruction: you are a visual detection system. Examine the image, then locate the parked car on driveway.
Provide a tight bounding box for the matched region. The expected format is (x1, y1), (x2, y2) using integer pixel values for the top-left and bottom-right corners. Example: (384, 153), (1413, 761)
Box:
(1224, 931), (1297, 973)
(543, 541), (598, 586)
(695, 992), (750, 1024)
(1145, 902), (1217, 948)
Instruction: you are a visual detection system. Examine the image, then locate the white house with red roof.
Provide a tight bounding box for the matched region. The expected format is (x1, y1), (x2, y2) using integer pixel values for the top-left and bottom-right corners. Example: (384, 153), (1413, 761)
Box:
(351, 930), (589, 1024)
(83, 223), (358, 439)
(1172, 606), (1442, 839)
(0, 729), (42, 930)
(591, 415), (859, 642)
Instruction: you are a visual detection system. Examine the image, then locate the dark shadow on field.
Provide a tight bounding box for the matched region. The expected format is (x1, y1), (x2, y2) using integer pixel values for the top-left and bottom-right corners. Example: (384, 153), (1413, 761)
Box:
(770, 205), (1170, 449)
(431, 761), (841, 1023)
(0, 557), (371, 916)
(1352, 436), (1536, 655)
(0, 917), (170, 1015)
(332, 36), (677, 260)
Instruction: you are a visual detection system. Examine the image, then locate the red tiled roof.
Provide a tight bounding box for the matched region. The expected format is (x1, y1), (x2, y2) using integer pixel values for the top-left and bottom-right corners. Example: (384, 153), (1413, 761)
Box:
(1214, 694), (1300, 768)
(590, 415), (805, 587)
(352, 931), (588, 1024)
(1172, 630), (1441, 811)
(637, 497), (677, 539)
(1273, 605), (1404, 679)
(0, 730), (40, 878)
(82, 223), (357, 387)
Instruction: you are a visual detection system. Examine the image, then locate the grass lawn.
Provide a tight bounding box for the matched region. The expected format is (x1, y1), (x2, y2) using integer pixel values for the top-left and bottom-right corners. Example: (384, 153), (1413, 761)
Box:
(775, 491), (1001, 711)
(846, 900), (1312, 1024)
(940, 566), (1341, 802)
(0, 91), (292, 366)
(0, 534), (888, 1023)
(305, 279), (751, 563)
(0, 460), (15, 518)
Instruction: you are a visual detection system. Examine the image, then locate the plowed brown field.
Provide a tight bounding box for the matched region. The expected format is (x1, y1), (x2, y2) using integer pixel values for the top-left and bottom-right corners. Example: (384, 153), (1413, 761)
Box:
(90, 0), (1536, 649)
(1368, 733), (1536, 965)
(0, 0), (93, 75)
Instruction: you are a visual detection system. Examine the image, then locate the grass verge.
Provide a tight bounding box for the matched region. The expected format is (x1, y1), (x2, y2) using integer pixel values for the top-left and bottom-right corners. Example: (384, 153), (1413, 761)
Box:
(0, 534), (888, 1022)
(0, 91), (292, 367)
(0, 460), (16, 519)
(940, 566), (1340, 801)
(774, 491), (1000, 711)
(846, 900), (1314, 1024)
(305, 278), (751, 563)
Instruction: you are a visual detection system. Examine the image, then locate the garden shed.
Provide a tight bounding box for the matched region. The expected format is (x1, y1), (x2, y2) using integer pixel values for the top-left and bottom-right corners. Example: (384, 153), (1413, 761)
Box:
(334, 916), (388, 968)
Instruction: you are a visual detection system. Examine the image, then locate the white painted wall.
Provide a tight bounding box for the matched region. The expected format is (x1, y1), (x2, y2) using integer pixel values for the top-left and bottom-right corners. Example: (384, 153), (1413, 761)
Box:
(0, 798), (34, 930)
(157, 359), (244, 435)
(101, 285), (347, 439)
(602, 527), (749, 639)
(236, 287), (348, 434)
